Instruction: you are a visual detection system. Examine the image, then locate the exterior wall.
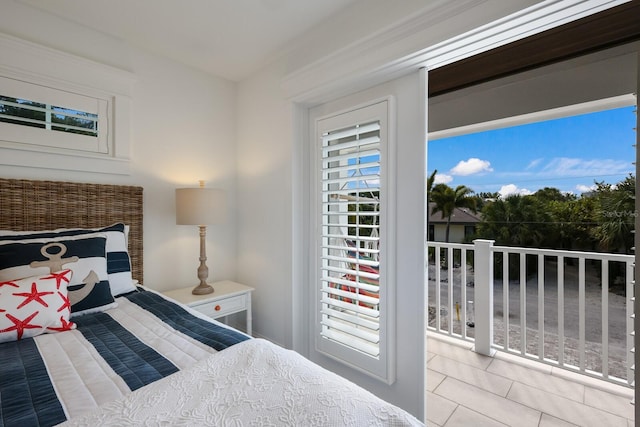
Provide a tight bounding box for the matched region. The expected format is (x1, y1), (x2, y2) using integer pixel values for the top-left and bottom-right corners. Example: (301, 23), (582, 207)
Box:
(0, 2), (238, 292)
(433, 224), (469, 243)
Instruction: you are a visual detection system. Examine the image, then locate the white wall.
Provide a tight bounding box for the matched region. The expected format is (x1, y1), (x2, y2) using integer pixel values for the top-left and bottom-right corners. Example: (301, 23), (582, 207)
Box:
(236, 0), (545, 418)
(0, 0), (587, 419)
(0, 1), (238, 292)
(236, 60), (294, 346)
(237, 0), (544, 344)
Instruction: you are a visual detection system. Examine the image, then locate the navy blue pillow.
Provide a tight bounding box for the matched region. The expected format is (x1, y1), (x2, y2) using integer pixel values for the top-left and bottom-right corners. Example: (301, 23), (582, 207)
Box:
(0, 223), (135, 296)
(0, 234), (116, 316)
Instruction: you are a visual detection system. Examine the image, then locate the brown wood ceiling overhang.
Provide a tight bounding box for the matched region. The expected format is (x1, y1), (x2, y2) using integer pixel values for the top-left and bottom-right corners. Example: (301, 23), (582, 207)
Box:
(429, 0), (640, 97)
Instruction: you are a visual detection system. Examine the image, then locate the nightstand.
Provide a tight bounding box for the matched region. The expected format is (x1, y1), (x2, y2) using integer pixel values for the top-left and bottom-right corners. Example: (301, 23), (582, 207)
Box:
(163, 280), (254, 336)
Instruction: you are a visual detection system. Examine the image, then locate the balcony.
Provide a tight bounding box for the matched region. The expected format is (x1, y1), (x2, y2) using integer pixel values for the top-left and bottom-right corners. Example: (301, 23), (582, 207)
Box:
(426, 240), (635, 425)
(427, 334), (634, 426)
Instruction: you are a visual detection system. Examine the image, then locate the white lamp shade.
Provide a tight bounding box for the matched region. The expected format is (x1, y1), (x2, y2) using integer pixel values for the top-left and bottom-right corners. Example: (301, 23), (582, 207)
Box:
(175, 187), (226, 225)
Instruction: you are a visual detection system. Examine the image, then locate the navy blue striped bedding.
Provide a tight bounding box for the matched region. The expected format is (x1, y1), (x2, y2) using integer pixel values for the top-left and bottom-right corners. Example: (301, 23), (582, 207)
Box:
(0, 339), (65, 427)
(0, 288), (249, 427)
(125, 290), (248, 351)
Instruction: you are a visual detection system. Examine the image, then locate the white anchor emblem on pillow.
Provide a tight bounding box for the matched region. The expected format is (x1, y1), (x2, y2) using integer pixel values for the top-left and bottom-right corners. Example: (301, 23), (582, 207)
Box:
(30, 243), (99, 305)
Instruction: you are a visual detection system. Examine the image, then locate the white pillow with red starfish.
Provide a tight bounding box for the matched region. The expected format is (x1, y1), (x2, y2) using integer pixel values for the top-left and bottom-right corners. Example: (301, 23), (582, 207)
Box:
(0, 269), (76, 343)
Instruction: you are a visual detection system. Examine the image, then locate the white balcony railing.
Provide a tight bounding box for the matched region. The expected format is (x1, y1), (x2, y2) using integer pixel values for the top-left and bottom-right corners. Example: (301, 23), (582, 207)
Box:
(427, 240), (635, 387)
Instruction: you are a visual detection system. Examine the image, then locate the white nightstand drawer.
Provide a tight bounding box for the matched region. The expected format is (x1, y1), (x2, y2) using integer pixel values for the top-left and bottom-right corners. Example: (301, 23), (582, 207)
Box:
(192, 294), (247, 319)
(163, 281), (254, 335)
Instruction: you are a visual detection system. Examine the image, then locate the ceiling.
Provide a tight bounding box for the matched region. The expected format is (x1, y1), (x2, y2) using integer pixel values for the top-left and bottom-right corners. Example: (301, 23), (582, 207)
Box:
(18, 0), (358, 81)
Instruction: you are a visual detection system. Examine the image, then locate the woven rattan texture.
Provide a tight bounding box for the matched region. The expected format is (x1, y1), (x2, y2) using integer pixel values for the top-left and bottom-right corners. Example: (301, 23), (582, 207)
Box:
(0, 178), (143, 283)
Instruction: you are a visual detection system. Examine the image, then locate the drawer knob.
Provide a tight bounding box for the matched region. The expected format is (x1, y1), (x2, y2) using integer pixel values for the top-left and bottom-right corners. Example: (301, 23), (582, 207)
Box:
(215, 305), (221, 311)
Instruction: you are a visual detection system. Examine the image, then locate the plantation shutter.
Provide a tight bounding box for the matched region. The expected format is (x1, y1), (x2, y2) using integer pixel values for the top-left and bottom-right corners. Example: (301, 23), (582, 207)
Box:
(316, 99), (394, 383)
(0, 76), (108, 154)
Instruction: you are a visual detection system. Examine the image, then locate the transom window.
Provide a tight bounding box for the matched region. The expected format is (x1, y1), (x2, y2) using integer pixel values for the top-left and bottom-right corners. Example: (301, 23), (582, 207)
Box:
(0, 76), (109, 155)
(0, 96), (98, 138)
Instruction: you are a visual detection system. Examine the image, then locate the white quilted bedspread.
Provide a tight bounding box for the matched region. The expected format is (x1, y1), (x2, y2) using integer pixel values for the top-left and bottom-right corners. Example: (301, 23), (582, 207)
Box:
(61, 338), (423, 426)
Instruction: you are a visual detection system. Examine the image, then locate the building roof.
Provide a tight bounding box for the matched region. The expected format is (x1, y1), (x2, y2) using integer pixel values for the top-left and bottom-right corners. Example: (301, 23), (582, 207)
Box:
(428, 203), (482, 225)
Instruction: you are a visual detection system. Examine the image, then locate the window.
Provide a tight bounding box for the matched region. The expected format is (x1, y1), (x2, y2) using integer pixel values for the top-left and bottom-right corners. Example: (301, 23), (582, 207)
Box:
(1, 97), (98, 137)
(0, 76), (108, 154)
(315, 99), (394, 383)
(0, 33), (133, 175)
(464, 225), (475, 238)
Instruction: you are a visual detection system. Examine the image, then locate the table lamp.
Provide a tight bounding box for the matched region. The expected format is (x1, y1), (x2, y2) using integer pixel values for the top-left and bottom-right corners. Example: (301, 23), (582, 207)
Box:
(176, 180), (226, 295)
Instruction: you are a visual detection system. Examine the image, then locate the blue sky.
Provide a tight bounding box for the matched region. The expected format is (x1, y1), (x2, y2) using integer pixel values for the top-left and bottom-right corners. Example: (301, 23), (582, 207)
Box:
(427, 106), (636, 197)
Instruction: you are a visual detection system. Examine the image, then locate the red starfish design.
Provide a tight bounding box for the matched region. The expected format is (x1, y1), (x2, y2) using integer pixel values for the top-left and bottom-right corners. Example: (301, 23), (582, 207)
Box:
(57, 291), (72, 313)
(0, 280), (19, 289)
(47, 316), (75, 332)
(1, 311), (41, 340)
(41, 269), (72, 290)
(14, 282), (54, 309)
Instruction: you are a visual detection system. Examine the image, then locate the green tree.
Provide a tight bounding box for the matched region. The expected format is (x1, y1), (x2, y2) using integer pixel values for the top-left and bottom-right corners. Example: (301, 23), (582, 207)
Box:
(592, 175), (635, 253)
(0, 96), (46, 128)
(476, 194), (551, 247)
(473, 191), (499, 211)
(430, 183), (477, 243)
(426, 169), (437, 203)
(534, 187), (576, 203)
(546, 196), (598, 251)
(476, 177), (636, 254)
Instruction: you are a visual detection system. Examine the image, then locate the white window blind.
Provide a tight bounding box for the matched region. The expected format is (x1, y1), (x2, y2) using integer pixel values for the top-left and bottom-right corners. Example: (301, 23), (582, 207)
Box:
(0, 96), (98, 137)
(316, 99), (394, 383)
(0, 76), (109, 154)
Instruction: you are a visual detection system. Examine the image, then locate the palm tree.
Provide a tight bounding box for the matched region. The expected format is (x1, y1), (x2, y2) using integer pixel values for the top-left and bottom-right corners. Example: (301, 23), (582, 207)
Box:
(592, 176), (635, 253)
(426, 169), (437, 202)
(430, 183), (477, 243)
(476, 195), (550, 247)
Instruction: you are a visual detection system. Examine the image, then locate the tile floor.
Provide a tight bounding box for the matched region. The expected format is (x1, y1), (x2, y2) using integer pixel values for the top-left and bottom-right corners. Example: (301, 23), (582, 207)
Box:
(426, 334), (635, 427)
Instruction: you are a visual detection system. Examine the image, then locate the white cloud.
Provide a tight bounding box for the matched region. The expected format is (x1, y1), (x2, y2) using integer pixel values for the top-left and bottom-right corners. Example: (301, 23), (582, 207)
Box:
(450, 157), (493, 176)
(541, 157), (631, 177)
(576, 184), (596, 193)
(434, 173), (453, 184)
(450, 158), (493, 176)
(526, 158), (543, 170)
(499, 184), (532, 198)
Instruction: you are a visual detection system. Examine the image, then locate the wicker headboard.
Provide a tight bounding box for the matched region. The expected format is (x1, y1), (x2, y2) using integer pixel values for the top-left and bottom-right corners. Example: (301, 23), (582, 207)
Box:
(0, 178), (143, 283)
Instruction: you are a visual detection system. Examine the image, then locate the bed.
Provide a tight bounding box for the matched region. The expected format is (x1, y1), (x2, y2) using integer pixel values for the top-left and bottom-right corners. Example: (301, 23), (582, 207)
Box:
(0, 178), (422, 426)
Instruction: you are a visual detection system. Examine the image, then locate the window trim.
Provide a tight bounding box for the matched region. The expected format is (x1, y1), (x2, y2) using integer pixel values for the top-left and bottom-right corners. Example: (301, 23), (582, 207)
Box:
(282, 0), (628, 104)
(0, 33), (133, 175)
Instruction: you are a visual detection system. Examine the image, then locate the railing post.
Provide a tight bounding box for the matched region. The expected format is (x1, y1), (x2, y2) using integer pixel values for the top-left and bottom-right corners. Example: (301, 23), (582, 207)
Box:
(473, 239), (495, 356)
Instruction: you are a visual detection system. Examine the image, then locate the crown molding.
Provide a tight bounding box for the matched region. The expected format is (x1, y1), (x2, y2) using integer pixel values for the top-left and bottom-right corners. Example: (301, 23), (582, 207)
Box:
(281, 0), (629, 105)
(0, 31), (135, 96)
